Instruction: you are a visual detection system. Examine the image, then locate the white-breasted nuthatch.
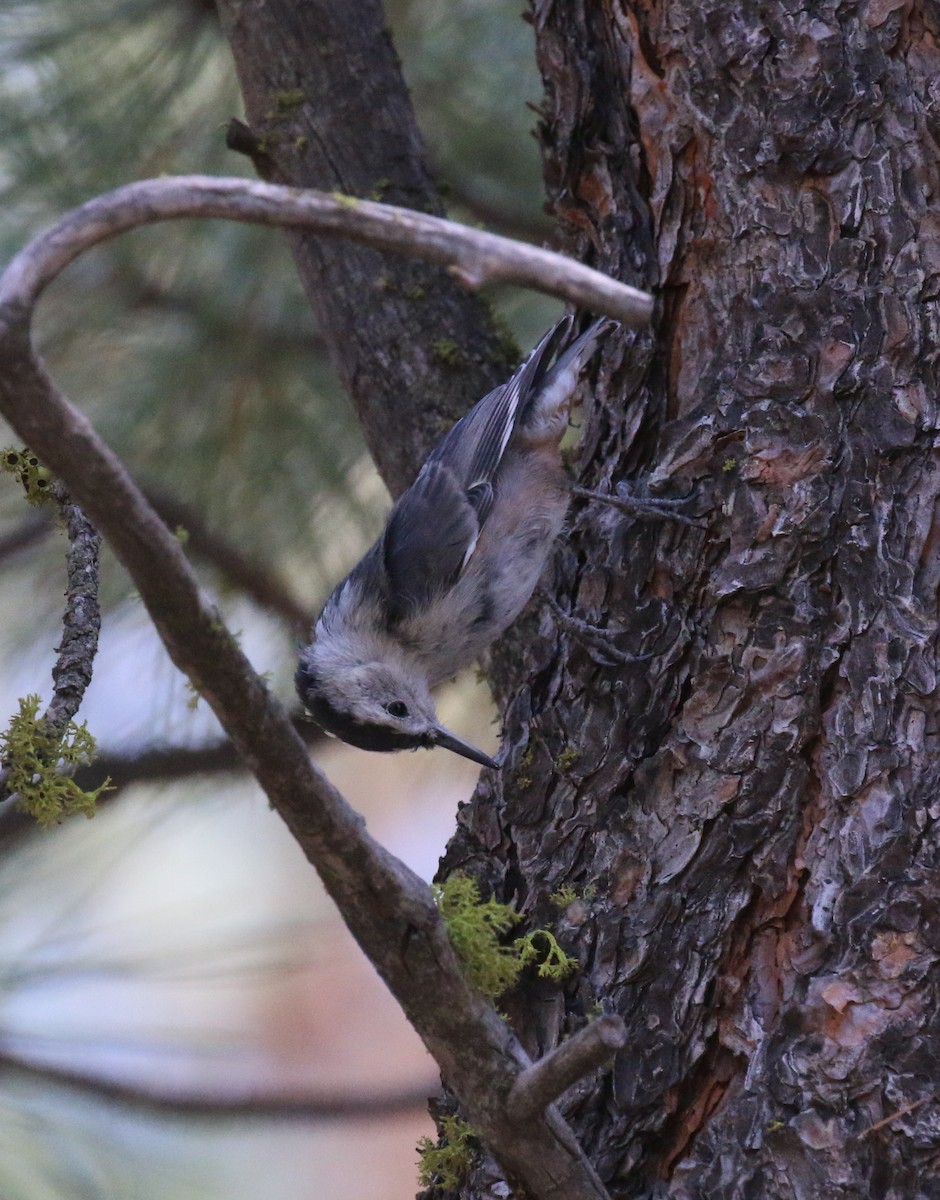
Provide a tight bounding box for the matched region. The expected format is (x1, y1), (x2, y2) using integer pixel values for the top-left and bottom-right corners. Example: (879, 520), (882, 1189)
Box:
(295, 315), (615, 769)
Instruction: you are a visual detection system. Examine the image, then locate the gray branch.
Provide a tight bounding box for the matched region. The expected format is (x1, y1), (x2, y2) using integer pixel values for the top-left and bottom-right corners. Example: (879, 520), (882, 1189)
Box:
(0, 182), (641, 1200)
(3, 176), (653, 327)
(508, 1016), (627, 1122)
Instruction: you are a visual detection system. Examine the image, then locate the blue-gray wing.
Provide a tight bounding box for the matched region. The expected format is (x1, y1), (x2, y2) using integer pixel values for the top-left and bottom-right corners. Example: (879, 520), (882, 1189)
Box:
(428, 318), (573, 512)
(381, 461), (479, 621)
(380, 316), (612, 619)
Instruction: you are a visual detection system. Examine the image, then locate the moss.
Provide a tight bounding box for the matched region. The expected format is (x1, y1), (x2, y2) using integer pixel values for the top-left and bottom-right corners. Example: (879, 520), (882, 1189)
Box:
(722, 456), (737, 472)
(404, 284), (426, 301)
(1, 695), (110, 827)
(294, 134), (308, 152)
(2, 447), (55, 505)
(370, 177), (392, 201)
(433, 873), (579, 1000)
(173, 525), (189, 545)
(430, 338), (468, 369)
(416, 1115), (478, 1190)
(331, 191), (359, 210)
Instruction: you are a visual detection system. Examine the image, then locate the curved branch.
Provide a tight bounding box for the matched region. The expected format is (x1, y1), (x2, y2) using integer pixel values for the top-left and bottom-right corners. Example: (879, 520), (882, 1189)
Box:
(2, 176), (653, 327)
(0, 189), (627, 1200)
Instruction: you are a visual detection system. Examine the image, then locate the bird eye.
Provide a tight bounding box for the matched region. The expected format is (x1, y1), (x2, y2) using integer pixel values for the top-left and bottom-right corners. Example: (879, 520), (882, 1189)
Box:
(385, 700), (409, 719)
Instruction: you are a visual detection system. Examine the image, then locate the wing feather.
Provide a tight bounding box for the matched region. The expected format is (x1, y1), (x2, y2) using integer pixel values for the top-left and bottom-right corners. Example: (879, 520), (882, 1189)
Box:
(381, 461), (478, 620)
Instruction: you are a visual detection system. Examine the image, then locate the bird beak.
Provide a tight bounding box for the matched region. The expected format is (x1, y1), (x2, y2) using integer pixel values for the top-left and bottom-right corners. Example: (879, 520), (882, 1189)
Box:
(432, 725), (500, 770)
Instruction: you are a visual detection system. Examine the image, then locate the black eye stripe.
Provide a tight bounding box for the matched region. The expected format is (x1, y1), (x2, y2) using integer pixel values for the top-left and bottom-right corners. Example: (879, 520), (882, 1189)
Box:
(385, 700), (409, 718)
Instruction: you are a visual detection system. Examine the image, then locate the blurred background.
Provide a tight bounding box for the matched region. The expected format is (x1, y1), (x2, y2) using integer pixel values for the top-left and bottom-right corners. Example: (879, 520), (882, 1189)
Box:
(0, 1), (560, 1196)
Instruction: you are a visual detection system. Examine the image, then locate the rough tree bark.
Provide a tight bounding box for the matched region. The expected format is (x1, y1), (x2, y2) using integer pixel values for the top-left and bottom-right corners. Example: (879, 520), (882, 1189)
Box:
(441, 4), (940, 1198)
(211, 2), (940, 1197)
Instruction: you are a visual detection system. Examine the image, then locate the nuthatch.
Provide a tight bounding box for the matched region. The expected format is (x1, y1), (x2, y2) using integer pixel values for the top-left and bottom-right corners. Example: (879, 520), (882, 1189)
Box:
(295, 316), (615, 769)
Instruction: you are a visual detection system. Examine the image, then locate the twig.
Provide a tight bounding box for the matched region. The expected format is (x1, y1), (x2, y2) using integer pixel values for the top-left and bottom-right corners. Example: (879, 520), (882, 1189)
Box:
(0, 483), (102, 801)
(0, 1048), (436, 1122)
(509, 1017), (627, 1122)
(0, 180), (629, 1200)
(1, 176), (653, 327)
(42, 483), (102, 737)
(857, 1095), (931, 1138)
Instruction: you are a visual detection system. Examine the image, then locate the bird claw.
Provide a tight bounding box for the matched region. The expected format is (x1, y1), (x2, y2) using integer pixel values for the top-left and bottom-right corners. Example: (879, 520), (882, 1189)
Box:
(572, 482), (702, 527)
(542, 593), (653, 666)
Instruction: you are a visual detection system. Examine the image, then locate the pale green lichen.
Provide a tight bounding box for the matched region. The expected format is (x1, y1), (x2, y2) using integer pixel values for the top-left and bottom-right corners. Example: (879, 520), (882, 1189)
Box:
(416, 1115), (478, 1190)
(1, 695), (109, 827)
(2, 447), (54, 505)
(550, 886), (579, 909)
(433, 873), (578, 1001)
(516, 929), (579, 982)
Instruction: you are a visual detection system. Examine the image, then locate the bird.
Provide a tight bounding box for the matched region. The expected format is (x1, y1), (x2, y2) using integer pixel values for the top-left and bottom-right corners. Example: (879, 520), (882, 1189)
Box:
(295, 315), (615, 770)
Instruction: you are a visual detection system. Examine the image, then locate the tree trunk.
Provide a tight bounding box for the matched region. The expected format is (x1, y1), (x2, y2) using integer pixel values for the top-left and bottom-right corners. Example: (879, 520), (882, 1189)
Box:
(214, 0), (515, 497)
(442, 3), (940, 1197)
(213, 0), (940, 1195)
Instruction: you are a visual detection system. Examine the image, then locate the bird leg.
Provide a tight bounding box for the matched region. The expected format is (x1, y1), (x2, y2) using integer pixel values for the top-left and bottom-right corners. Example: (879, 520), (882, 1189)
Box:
(572, 481), (702, 527)
(541, 592), (653, 667)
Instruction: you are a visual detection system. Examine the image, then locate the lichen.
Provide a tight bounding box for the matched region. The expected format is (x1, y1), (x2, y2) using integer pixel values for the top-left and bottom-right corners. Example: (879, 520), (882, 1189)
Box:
(416, 1115), (478, 1190)
(555, 747), (581, 771)
(516, 929), (579, 983)
(550, 886), (579, 908)
(433, 873), (579, 1000)
(2, 447), (55, 505)
(1, 695), (109, 827)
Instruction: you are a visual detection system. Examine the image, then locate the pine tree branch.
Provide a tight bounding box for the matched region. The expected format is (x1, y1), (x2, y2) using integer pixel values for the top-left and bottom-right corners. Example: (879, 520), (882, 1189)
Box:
(3, 176), (653, 327)
(0, 183), (637, 1200)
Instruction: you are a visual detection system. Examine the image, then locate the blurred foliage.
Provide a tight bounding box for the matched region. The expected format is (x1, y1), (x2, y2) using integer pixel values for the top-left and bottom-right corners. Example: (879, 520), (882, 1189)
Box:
(0, 4), (552, 1194)
(0, 0), (554, 651)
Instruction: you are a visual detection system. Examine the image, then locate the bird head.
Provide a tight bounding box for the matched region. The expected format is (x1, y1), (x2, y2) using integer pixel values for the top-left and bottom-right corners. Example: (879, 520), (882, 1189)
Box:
(295, 650), (498, 770)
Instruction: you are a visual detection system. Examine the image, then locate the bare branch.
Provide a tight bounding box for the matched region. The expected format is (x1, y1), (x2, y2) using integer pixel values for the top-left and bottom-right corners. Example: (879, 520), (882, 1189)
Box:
(2, 176), (653, 327)
(508, 1017), (627, 1122)
(0, 191), (623, 1200)
(0, 1048), (436, 1122)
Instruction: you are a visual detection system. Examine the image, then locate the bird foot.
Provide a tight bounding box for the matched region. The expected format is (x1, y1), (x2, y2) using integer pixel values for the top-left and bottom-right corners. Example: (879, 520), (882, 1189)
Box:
(572, 482), (702, 527)
(542, 593), (652, 667)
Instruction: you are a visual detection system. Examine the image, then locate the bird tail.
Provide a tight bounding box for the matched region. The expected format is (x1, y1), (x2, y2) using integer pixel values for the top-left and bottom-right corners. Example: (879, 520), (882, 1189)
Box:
(520, 316), (618, 445)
